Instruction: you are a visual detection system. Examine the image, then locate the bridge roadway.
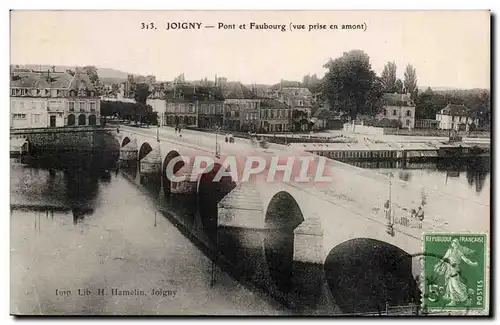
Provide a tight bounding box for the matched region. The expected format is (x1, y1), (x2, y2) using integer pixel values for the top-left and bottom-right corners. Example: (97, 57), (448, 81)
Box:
(114, 125), (490, 277)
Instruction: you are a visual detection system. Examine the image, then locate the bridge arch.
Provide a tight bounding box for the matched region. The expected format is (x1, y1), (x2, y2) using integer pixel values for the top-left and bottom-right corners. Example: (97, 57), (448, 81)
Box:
(324, 238), (419, 314)
(121, 137), (131, 147)
(138, 142), (153, 161)
(264, 191), (304, 229)
(263, 191), (304, 293)
(197, 163), (237, 243)
(162, 150), (185, 195)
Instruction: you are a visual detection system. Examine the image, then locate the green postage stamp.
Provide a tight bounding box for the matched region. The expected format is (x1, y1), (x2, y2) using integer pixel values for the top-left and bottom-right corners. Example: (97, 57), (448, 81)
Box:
(422, 233), (487, 313)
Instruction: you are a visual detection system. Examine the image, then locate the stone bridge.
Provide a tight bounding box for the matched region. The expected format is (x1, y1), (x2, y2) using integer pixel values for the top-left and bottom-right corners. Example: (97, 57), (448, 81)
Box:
(113, 125), (489, 310)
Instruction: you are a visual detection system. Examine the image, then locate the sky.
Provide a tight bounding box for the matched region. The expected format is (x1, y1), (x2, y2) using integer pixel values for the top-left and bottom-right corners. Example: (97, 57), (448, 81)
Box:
(10, 10), (491, 89)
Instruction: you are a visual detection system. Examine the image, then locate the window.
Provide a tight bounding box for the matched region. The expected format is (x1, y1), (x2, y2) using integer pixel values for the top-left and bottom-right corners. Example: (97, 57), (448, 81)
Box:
(393, 110), (397, 116)
(88, 115), (97, 125)
(406, 119), (410, 126)
(69, 102), (75, 111)
(406, 110), (411, 117)
(67, 114), (76, 126)
(89, 102), (96, 112)
(79, 102), (86, 112)
(51, 89), (57, 97)
(19, 101), (25, 109)
(383, 109), (387, 116)
(11, 89), (15, 96)
(78, 114), (86, 126)
(32, 114), (40, 124)
(13, 114), (27, 119)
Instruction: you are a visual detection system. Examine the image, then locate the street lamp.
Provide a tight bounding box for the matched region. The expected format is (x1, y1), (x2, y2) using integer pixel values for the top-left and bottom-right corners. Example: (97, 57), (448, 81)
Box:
(156, 123), (160, 143)
(386, 172), (395, 236)
(215, 124), (221, 159)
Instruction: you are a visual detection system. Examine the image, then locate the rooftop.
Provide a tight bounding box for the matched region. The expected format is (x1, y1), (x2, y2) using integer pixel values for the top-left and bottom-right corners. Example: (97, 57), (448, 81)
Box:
(439, 103), (469, 116)
(382, 93), (415, 107)
(223, 82), (257, 99)
(10, 70), (95, 90)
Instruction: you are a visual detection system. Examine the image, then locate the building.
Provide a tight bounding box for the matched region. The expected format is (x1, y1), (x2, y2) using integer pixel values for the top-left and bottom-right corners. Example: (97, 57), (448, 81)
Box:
(196, 86), (224, 129)
(163, 84), (224, 128)
(223, 82), (261, 132)
(278, 87), (313, 132)
(436, 103), (479, 131)
(259, 98), (291, 132)
(375, 93), (416, 129)
(10, 69), (100, 128)
(311, 107), (343, 130)
(164, 84), (198, 127)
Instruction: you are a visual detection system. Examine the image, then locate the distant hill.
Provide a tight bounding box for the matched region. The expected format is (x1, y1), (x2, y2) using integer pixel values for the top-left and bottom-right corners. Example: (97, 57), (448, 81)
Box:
(11, 64), (144, 85)
(418, 86), (490, 93)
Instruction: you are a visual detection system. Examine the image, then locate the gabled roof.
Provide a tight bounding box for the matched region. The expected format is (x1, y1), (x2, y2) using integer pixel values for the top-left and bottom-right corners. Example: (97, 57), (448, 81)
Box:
(164, 84), (224, 101)
(439, 103), (469, 116)
(281, 87), (312, 97)
(382, 93), (415, 107)
(10, 70), (93, 90)
(223, 82), (257, 99)
(260, 98), (288, 109)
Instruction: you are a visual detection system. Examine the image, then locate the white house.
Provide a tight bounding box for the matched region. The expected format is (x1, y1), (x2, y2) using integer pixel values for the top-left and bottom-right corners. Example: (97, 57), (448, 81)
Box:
(436, 103), (479, 131)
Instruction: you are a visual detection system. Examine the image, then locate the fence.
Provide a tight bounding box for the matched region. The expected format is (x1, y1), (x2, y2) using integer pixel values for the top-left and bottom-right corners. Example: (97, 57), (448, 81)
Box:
(384, 128), (491, 138)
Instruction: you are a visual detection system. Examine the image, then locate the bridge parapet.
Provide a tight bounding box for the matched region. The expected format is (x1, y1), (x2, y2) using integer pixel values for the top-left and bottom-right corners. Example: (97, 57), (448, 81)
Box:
(114, 126), (488, 265)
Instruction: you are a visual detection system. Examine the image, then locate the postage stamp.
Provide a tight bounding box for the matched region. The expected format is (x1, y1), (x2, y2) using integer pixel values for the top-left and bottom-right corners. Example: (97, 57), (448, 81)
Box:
(422, 233), (487, 313)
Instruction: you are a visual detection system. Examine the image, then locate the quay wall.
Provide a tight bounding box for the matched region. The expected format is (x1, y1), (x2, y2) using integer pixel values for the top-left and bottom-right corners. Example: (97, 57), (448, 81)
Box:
(10, 126), (120, 152)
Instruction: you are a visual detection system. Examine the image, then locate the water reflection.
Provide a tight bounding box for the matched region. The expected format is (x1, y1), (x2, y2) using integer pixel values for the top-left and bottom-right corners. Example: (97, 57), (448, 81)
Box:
(15, 149), (472, 315)
(348, 158), (490, 195)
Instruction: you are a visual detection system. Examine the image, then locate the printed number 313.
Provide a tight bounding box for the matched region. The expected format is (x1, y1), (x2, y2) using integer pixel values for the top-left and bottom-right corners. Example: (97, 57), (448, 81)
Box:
(141, 22), (155, 29)
(427, 284), (445, 302)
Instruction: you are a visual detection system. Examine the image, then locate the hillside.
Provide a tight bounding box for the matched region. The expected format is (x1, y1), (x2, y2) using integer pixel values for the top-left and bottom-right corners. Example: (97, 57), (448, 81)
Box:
(11, 64), (139, 84)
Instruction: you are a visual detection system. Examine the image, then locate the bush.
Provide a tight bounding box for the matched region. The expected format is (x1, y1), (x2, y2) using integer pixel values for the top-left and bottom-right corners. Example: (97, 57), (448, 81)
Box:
(363, 118), (401, 128)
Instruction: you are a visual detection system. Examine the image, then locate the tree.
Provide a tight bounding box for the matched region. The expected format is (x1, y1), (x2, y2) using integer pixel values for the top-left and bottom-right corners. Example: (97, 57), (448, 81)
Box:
(381, 61), (397, 92)
(81, 66), (99, 85)
(404, 64), (418, 99)
(134, 83), (151, 104)
(322, 50), (378, 120)
(394, 79), (404, 94)
(365, 76), (385, 116)
(66, 69), (75, 76)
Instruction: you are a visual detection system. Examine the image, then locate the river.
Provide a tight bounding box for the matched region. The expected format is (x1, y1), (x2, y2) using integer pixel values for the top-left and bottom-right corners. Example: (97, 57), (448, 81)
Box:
(9, 150), (490, 315)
